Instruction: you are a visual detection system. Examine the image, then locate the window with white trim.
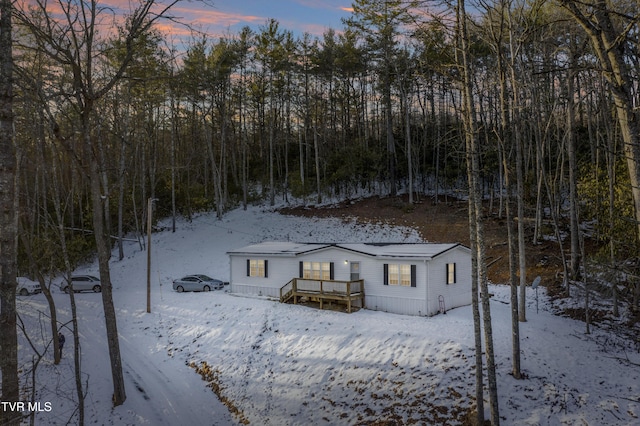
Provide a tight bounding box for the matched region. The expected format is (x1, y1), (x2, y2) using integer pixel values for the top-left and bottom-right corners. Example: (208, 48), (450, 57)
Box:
(302, 261), (331, 280)
(446, 263), (456, 284)
(392, 264), (411, 286)
(247, 259), (267, 277)
(384, 263), (416, 287)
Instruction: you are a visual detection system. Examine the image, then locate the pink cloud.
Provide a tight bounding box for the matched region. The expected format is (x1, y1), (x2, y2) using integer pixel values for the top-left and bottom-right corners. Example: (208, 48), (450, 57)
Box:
(293, 0), (351, 13)
(170, 5), (264, 28)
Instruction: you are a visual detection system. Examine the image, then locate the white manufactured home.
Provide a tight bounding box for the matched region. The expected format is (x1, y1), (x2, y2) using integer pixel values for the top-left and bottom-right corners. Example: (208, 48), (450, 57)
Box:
(227, 242), (471, 316)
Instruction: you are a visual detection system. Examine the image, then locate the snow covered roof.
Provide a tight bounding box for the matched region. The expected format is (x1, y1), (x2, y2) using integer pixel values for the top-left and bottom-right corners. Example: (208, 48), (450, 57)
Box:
(227, 241), (467, 259)
(339, 243), (464, 258)
(227, 241), (326, 256)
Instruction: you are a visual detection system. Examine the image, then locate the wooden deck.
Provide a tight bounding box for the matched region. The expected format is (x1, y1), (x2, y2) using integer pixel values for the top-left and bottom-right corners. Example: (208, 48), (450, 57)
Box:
(279, 278), (365, 313)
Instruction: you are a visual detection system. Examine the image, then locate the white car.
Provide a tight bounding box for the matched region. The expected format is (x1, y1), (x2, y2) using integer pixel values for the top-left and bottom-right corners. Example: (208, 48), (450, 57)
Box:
(172, 275), (226, 292)
(17, 277), (42, 296)
(60, 275), (102, 293)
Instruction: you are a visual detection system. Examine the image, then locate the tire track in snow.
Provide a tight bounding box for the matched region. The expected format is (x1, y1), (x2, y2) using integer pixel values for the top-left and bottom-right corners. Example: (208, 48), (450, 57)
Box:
(238, 306), (277, 423)
(262, 309), (278, 423)
(117, 318), (234, 426)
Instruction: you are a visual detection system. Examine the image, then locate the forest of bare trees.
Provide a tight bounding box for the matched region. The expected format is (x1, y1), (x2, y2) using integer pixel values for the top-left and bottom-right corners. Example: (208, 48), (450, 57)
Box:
(2, 0), (640, 424)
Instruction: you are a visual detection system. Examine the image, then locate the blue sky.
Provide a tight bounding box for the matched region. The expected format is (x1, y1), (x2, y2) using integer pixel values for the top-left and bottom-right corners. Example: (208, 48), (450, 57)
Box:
(164, 0), (354, 39)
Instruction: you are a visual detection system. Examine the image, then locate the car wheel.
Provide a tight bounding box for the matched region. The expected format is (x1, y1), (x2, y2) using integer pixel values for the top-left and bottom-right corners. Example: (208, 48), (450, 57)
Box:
(93, 285), (101, 293)
(176, 285), (184, 293)
(19, 288), (29, 296)
(203, 285), (211, 292)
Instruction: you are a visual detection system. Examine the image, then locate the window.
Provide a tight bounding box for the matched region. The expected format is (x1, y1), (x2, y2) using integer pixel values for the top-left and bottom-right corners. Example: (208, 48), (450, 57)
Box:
(384, 264), (416, 287)
(350, 262), (360, 281)
(446, 263), (456, 284)
(301, 261), (333, 280)
(247, 259), (268, 277)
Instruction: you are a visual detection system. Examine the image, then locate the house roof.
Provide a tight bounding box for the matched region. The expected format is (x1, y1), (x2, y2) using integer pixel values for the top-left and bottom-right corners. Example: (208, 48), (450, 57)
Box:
(227, 242), (468, 259)
(227, 241), (326, 256)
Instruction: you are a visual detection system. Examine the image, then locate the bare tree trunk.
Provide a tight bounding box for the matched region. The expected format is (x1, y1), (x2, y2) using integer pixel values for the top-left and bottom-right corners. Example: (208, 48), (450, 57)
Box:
(235, 37), (249, 211)
(49, 128), (86, 421)
(314, 127), (322, 204)
(19, 231), (61, 365)
(566, 58), (581, 283)
(87, 127), (126, 405)
(117, 87), (128, 260)
(206, 111), (224, 220)
(170, 83), (177, 231)
(269, 110), (276, 206)
(0, 1), (20, 423)
(468, 187), (485, 424)
(561, 0), (640, 247)
(299, 130), (305, 201)
(503, 148), (522, 379)
(405, 90), (414, 204)
(531, 82), (545, 245)
(385, 89), (397, 196)
(607, 123), (619, 317)
(489, 0), (522, 376)
(458, 0), (500, 422)
(68, 283), (85, 425)
(513, 78), (527, 324)
(581, 235), (591, 335)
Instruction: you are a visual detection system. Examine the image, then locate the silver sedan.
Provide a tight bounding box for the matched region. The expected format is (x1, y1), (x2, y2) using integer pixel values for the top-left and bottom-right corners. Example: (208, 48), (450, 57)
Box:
(172, 275), (225, 292)
(61, 275), (102, 293)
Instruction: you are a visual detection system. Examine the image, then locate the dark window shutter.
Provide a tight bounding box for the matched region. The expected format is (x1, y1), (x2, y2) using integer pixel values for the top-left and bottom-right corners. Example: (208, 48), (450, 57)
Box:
(330, 262), (334, 280)
(264, 260), (268, 278)
(299, 261), (303, 278)
(247, 259), (250, 276)
(411, 265), (417, 287)
(453, 263), (456, 283)
(446, 263), (449, 284)
(383, 264), (389, 285)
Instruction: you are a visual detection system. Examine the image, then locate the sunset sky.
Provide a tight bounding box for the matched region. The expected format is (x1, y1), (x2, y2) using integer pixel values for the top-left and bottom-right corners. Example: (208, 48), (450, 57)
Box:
(164, 0), (354, 40)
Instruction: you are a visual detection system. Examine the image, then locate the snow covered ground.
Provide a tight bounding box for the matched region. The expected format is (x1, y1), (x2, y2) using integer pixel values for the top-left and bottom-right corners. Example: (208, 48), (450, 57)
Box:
(12, 205), (640, 425)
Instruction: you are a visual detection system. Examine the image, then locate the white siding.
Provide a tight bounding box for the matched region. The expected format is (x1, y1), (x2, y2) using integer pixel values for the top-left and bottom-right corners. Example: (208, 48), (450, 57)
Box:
(297, 250), (429, 316)
(358, 259), (428, 316)
(230, 254), (299, 299)
(425, 246), (472, 315)
(366, 294), (428, 316)
(304, 249), (370, 282)
(228, 243), (472, 317)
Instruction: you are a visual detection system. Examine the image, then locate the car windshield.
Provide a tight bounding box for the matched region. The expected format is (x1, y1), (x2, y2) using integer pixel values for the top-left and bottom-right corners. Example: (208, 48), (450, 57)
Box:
(195, 274), (213, 281)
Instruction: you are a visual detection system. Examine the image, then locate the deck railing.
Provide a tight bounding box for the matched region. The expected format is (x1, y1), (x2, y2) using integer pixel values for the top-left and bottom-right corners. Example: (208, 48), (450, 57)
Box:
(280, 278), (365, 313)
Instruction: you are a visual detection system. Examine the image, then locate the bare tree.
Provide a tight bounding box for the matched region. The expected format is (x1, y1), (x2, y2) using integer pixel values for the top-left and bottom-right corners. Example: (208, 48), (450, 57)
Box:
(560, 0), (640, 246)
(15, 0), (181, 406)
(480, 0), (524, 378)
(457, 0), (500, 423)
(0, 0), (20, 424)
